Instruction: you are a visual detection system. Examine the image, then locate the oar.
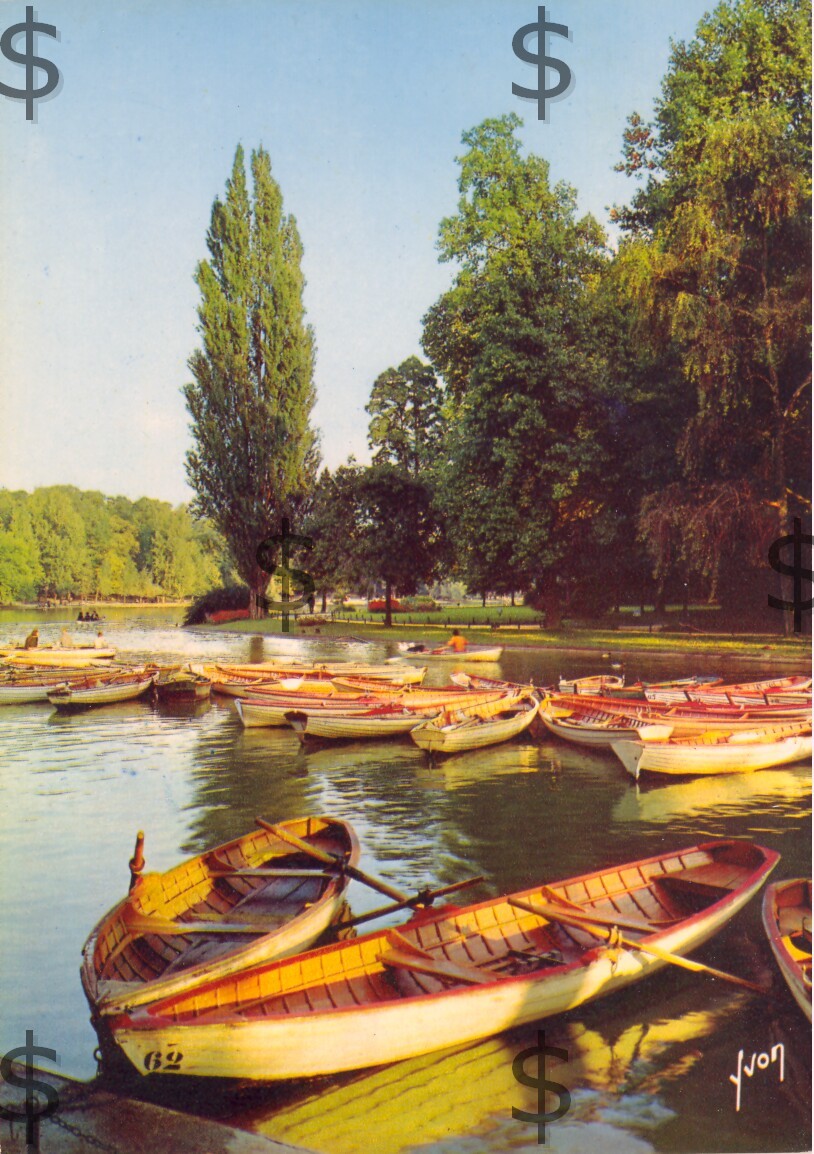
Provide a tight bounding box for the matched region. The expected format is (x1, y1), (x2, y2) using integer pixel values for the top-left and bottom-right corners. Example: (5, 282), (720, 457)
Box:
(255, 818), (409, 902)
(345, 875), (486, 927)
(508, 897), (769, 995)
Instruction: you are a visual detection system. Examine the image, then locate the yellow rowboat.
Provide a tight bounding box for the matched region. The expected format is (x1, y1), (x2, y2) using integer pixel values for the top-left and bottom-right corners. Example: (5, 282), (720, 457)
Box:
(236, 688), (508, 729)
(762, 879), (812, 1021)
(407, 646), (503, 663)
(410, 698), (539, 755)
(611, 728), (812, 780)
(47, 670), (157, 709)
(4, 649), (116, 667)
(109, 839), (777, 1080)
(82, 816), (359, 1017)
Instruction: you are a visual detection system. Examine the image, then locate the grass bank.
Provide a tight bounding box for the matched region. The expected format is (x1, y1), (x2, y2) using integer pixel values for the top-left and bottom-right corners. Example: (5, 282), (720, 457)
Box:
(213, 615), (811, 664)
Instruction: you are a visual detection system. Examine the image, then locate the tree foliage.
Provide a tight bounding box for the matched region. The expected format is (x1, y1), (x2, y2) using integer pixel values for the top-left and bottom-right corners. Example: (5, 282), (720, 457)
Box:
(184, 145), (319, 616)
(0, 486), (227, 603)
(365, 356), (446, 478)
(613, 0), (811, 618)
(423, 115), (626, 616)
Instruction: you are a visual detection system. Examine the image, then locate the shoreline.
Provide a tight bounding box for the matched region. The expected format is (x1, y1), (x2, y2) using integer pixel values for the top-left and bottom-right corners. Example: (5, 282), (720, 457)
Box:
(206, 618), (811, 668)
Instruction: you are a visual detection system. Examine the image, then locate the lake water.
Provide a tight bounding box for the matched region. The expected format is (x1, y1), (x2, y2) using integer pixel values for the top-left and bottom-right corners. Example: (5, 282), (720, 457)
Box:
(0, 610), (810, 1154)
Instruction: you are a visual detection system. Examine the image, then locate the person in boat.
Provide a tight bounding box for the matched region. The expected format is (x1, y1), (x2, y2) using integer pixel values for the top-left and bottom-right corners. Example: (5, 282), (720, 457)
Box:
(23, 627), (39, 649)
(94, 630), (107, 649)
(447, 630), (467, 653)
(59, 628), (74, 648)
(77, 611), (85, 621)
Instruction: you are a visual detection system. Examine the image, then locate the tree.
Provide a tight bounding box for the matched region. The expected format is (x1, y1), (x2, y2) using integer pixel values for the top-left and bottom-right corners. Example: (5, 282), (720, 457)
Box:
(329, 464), (443, 627)
(365, 356), (446, 478)
(613, 0), (811, 625)
(29, 488), (89, 598)
(304, 466), (361, 611)
(184, 145), (320, 617)
(0, 493), (42, 603)
(423, 115), (619, 618)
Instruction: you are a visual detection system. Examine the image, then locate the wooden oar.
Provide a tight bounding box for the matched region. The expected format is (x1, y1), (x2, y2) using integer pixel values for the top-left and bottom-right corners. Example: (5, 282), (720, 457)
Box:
(346, 875), (486, 927)
(255, 818), (409, 902)
(125, 914), (276, 936)
(509, 897), (769, 995)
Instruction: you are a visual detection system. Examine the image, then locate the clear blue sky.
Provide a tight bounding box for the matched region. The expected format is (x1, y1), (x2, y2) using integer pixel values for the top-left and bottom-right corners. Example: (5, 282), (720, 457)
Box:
(1, 0), (714, 504)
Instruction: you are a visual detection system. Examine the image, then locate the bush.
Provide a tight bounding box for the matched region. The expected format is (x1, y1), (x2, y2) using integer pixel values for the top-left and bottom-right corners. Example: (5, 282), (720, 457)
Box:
(401, 596), (439, 612)
(184, 584), (250, 626)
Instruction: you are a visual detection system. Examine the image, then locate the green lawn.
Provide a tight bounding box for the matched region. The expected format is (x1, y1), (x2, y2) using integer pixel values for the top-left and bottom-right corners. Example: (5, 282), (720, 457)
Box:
(215, 611), (810, 661)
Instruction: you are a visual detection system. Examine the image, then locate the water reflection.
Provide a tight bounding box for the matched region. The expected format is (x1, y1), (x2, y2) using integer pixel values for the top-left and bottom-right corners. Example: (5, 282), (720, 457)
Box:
(613, 767), (813, 829)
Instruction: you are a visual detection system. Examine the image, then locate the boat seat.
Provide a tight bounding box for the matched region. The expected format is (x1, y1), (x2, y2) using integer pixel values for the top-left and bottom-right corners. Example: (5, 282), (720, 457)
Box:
(653, 862), (743, 900)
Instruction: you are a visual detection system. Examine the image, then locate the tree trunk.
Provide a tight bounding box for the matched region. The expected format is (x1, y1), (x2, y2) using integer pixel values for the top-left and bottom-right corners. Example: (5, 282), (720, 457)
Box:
(510, 590), (516, 606)
(321, 589), (327, 613)
(481, 591), (486, 608)
(384, 579), (393, 628)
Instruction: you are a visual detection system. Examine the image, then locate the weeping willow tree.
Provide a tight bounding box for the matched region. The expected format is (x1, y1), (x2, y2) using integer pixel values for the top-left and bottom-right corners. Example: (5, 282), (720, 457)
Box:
(184, 145), (320, 616)
(613, 0), (811, 626)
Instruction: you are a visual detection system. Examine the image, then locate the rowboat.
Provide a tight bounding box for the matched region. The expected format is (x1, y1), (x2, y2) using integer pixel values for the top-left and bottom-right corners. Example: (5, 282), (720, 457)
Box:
(47, 671), (157, 709)
(558, 675), (625, 695)
(611, 729), (812, 780)
(109, 839), (777, 1080)
(0, 668), (96, 704)
(762, 879), (811, 1020)
(236, 688), (506, 729)
(4, 649), (116, 668)
(538, 705), (673, 748)
(646, 675), (811, 707)
(154, 672), (212, 703)
(212, 661), (426, 684)
(419, 646), (503, 663)
(82, 816), (359, 1017)
(410, 698), (539, 755)
(548, 693), (812, 736)
(285, 706), (426, 742)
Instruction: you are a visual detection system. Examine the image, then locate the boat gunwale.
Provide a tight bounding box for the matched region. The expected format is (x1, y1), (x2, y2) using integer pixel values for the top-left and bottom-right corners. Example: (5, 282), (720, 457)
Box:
(118, 839), (778, 1032)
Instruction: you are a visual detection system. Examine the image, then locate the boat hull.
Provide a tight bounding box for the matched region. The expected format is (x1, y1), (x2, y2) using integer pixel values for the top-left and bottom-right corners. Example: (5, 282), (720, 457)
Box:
(410, 700), (539, 753)
(611, 735), (812, 779)
(417, 647), (503, 663)
(48, 675), (156, 708)
(762, 879), (812, 1021)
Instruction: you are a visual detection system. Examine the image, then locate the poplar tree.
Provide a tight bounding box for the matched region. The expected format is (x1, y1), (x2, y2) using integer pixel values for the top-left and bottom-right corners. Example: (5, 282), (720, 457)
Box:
(184, 145), (319, 616)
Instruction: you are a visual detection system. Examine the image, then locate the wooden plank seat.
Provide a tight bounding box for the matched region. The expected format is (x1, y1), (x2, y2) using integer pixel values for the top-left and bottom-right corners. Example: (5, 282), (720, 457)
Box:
(653, 862), (745, 901)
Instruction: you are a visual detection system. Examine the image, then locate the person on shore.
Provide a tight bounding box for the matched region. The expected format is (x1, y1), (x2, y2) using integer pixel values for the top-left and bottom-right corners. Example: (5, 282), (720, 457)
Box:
(94, 630), (107, 649)
(446, 629), (467, 653)
(60, 628), (74, 648)
(23, 627), (39, 649)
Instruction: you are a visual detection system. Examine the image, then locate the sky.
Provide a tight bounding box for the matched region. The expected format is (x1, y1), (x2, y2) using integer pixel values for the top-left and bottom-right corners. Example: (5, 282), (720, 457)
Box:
(1, 0), (716, 505)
